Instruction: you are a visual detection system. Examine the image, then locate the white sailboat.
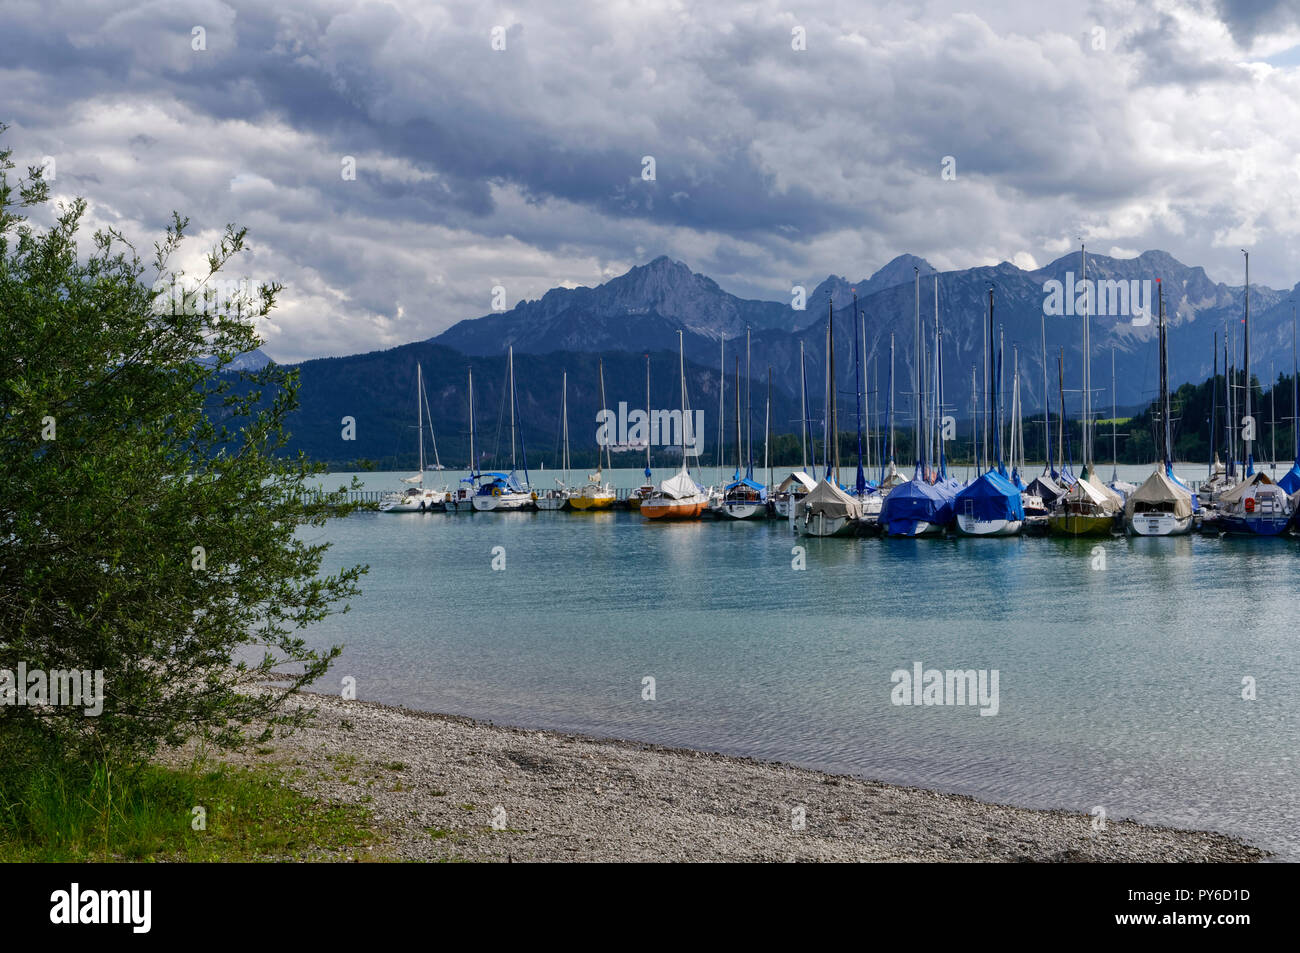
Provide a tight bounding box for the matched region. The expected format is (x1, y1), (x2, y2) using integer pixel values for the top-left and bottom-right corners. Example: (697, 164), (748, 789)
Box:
(379, 363), (449, 512)
(642, 331), (710, 520)
(535, 371), (571, 510)
(472, 346), (535, 512)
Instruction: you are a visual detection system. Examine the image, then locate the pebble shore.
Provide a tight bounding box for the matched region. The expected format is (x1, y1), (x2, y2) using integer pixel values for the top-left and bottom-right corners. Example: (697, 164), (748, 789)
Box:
(213, 690), (1265, 862)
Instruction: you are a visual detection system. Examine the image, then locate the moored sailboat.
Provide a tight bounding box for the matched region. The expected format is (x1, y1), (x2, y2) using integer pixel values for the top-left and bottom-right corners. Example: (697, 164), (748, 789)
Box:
(472, 346), (534, 511)
(570, 359), (617, 510)
(379, 363), (450, 512)
(1126, 280), (1196, 536)
(642, 331), (709, 521)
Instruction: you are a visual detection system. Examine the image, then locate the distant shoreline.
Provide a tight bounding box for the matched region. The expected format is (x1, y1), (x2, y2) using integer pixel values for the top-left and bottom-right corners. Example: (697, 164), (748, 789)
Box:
(208, 689), (1265, 862)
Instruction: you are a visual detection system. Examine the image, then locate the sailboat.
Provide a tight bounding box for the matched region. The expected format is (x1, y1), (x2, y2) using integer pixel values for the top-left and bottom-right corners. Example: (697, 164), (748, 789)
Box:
(1220, 251), (1296, 535)
(880, 270), (956, 537)
(1048, 244), (1121, 536)
(875, 333), (908, 493)
(449, 367), (479, 512)
(954, 291), (1024, 536)
(797, 296), (863, 537)
(379, 363), (449, 512)
(472, 346), (535, 511)
(719, 328), (768, 519)
(570, 359), (617, 510)
(1126, 280), (1196, 536)
(535, 371), (571, 510)
(1106, 348), (1137, 501)
(774, 341), (817, 519)
(627, 354), (657, 510)
(641, 331), (710, 520)
(1278, 309), (1300, 497)
(850, 291), (883, 529)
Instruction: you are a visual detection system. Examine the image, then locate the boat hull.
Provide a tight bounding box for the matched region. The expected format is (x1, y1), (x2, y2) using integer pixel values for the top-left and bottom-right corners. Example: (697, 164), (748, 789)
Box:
(954, 515), (1022, 537)
(1219, 514), (1292, 536)
(882, 519), (944, 538)
(797, 513), (857, 537)
(472, 492), (534, 512)
(1126, 512), (1194, 536)
(568, 494), (615, 511)
(642, 499), (706, 520)
(1047, 513), (1114, 537)
(719, 501), (766, 520)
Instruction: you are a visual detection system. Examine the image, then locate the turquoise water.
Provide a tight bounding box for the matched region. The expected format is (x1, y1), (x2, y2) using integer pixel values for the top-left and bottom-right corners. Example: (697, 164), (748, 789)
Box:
(300, 467), (1300, 860)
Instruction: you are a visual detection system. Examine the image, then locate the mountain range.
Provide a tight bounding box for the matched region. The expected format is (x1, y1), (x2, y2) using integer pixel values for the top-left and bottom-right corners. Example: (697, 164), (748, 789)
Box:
(250, 252), (1300, 468)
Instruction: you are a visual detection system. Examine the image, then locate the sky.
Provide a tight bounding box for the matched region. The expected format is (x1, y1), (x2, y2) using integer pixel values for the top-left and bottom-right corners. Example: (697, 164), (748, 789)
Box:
(4, 0), (1300, 363)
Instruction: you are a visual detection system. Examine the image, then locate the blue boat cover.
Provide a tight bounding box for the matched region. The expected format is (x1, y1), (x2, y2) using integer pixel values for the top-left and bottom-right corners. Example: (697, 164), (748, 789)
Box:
(880, 478), (957, 529)
(725, 477), (766, 492)
(1278, 463), (1300, 495)
(953, 470), (1026, 522)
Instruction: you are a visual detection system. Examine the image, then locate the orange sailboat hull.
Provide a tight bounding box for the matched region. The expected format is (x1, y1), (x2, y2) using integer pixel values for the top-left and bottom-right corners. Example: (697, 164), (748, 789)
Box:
(641, 499), (706, 520)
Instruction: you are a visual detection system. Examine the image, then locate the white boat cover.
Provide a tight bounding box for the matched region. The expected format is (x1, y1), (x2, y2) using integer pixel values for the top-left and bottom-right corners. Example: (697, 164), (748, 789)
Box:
(1217, 471), (1276, 505)
(1083, 469), (1123, 512)
(801, 479), (863, 520)
(657, 468), (701, 500)
(879, 462), (908, 490)
(1060, 476), (1112, 509)
(777, 471), (818, 493)
(1124, 469), (1193, 521)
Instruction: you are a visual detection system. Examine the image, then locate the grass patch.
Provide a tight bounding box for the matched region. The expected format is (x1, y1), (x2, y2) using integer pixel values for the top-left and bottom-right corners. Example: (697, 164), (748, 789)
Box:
(0, 744), (381, 862)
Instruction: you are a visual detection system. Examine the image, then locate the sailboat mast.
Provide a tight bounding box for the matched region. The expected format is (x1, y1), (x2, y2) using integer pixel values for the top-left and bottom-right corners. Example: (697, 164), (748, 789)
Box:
(766, 367), (773, 491)
(1293, 306), (1298, 465)
(1057, 348), (1066, 472)
(1041, 311), (1050, 474)
(717, 338), (725, 486)
(914, 267), (922, 474)
(1243, 249), (1253, 475)
(1271, 359), (1277, 471)
(933, 275), (941, 476)
(746, 326), (752, 475)
(799, 341), (808, 472)
(864, 311), (873, 476)
(417, 363), (425, 477)
(468, 367), (477, 475)
(734, 356), (742, 475)
(970, 365), (977, 478)
(830, 296), (840, 483)
(853, 292), (865, 495)
(562, 370), (569, 483)
(508, 346), (517, 473)
(888, 333), (895, 467)
(823, 313), (830, 478)
(1160, 281), (1171, 469)
(644, 354), (651, 477)
(1210, 331), (1217, 480)
(1111, 346), (1117, 480)
(677, 330), (687, 466)
(1081, 242), (1091, 470)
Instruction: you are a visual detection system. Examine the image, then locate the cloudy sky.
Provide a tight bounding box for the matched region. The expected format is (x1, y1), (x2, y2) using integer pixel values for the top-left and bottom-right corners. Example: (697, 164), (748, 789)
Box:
(4, 0), (1300, 362)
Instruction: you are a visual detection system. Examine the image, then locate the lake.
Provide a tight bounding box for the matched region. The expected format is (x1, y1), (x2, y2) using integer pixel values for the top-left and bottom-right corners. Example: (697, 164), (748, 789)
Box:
(298, 465), (1300, 860)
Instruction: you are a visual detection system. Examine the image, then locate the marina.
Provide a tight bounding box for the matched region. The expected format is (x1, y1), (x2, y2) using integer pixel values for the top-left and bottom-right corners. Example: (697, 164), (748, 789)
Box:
(301, 464), (1300, 862)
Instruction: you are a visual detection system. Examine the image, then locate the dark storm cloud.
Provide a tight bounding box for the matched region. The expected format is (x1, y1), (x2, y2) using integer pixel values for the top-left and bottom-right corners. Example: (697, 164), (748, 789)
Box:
(2, 0), (1299, 362)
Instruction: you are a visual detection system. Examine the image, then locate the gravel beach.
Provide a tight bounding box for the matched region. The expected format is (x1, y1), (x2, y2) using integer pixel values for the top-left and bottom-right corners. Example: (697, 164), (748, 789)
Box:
(205, 689), (1265, 862)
